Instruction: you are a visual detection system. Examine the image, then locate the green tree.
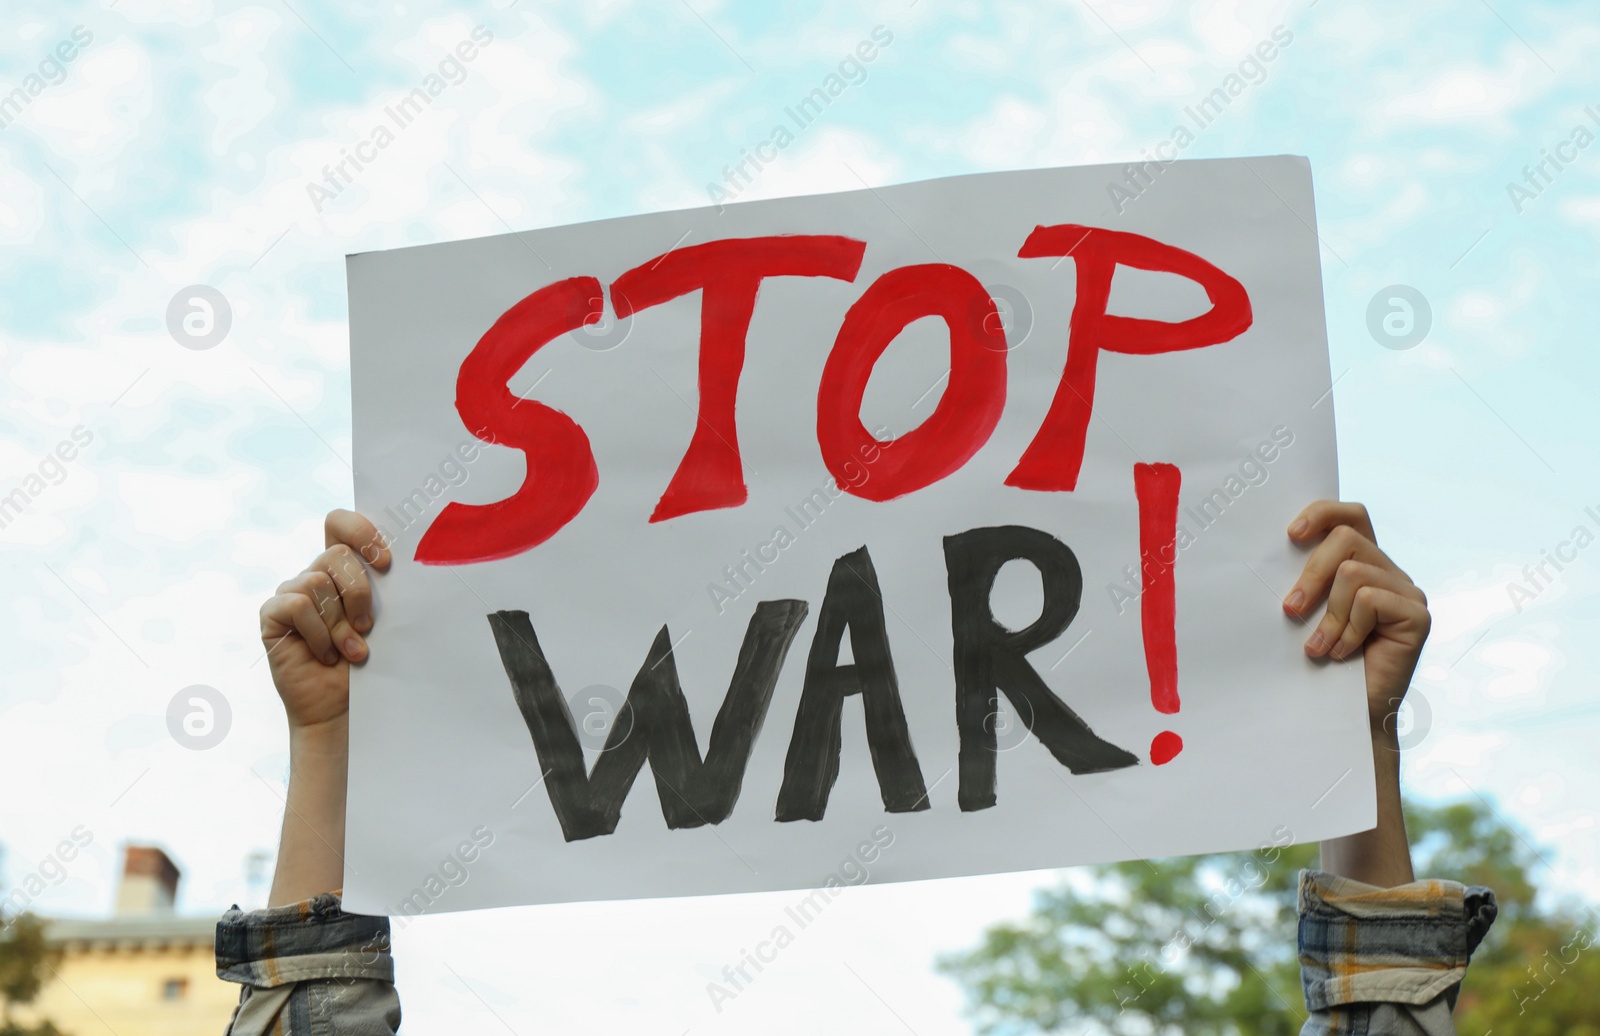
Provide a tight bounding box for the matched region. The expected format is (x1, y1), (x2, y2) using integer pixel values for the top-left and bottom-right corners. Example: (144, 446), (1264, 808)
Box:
(0, 909), (67, 1036)
(938, 799), (1598, 1035)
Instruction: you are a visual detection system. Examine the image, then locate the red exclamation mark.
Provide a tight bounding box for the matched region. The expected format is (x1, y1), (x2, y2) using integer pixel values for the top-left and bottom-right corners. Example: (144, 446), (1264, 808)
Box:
(1134, 462), (1182, 765)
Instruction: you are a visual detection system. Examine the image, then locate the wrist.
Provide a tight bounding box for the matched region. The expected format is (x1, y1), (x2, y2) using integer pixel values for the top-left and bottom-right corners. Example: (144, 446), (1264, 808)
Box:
(1369, 720), (1402, 765)
(286, 717), (349, 801)
(271, 717), (350, 907)
(289, 714), (349, 760)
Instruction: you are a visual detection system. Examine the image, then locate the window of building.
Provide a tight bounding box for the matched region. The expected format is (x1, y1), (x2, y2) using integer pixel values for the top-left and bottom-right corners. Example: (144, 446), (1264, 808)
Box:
(162, 977), (188, 1001)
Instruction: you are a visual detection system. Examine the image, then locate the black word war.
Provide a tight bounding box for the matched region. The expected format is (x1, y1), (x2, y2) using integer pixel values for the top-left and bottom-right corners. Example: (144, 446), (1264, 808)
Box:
(488, 524), (1139, 842)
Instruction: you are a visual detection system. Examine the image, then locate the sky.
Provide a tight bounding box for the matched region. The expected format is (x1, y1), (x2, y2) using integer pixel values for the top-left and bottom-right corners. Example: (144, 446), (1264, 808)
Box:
(2, 0), (1598, 1032)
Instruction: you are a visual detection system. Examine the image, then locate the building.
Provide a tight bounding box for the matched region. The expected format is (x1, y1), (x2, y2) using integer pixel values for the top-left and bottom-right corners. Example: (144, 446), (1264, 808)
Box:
(15, 845), (239, 1035)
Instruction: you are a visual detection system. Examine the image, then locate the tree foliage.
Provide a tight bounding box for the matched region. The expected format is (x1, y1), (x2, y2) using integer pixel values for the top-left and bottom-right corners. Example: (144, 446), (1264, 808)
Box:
(938, 799), (1598, 1035)
(0, 908), (67, 1036)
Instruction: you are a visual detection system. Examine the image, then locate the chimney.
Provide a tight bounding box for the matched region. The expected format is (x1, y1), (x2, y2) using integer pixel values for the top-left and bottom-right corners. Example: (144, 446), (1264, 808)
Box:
(115, 845), (180, 917)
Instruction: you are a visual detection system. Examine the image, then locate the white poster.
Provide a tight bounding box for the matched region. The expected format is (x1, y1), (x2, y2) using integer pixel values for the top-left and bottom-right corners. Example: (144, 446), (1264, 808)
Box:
(342, 155), (1373, 915)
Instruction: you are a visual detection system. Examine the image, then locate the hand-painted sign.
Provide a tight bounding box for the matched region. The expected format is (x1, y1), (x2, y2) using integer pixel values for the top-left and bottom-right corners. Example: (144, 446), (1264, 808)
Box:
(342, 156), (1373, 913)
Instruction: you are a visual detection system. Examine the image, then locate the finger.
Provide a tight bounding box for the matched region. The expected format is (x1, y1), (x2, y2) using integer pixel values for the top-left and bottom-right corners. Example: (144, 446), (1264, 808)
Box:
(312, 543), (376, 634)
(280, 569), (366, 663)
(1327, 585), (1431, 661)
(326, 509), (391, 572)
(1287, 500), (1376, 545)
(1282, 524), (1396, 617)
(260, 592), (340, 666)
(1304, 560), (1424, 657)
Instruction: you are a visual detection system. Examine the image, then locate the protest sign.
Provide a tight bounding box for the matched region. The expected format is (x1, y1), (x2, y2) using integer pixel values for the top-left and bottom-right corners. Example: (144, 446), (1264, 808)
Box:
(341, 155), (1373, 914)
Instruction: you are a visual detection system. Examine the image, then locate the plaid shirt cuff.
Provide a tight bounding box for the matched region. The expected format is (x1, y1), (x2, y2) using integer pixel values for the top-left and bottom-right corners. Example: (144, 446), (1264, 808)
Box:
(216, 892), (393, 988)
(1297, 868), (1497, 1014)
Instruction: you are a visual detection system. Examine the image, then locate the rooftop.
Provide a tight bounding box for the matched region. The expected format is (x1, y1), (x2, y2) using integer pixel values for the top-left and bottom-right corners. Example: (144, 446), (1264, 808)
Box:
(43, 914), (216, 950)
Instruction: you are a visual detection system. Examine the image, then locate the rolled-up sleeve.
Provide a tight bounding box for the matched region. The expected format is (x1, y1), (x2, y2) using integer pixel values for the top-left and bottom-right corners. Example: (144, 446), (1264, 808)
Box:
(1297, 869), (1497, 1036)
(216, 892), (400, 1035)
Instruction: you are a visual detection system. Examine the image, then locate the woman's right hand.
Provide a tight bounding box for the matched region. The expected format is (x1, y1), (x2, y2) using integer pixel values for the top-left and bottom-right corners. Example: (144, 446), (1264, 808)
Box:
(258, 509), (390, 733)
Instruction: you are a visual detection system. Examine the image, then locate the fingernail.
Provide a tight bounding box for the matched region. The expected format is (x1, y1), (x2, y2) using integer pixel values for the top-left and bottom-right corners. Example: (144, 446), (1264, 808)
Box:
(1305, 630), (1326, 653)
(354, 613), (371, 632)
(1289, 518), (1308, 537)
(1284, 589), (1304, 612)
(322, 649), (339, 665)
(344, 636), (364, 659)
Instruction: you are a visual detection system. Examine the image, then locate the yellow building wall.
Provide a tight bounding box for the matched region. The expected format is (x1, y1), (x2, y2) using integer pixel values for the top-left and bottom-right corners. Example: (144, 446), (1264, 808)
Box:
(18, 944), (238, 1036)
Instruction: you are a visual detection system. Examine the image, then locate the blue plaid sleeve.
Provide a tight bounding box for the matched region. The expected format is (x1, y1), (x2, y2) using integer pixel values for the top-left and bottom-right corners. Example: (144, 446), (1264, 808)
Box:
(216, 892), (401, 1035)
(1297, 869), (1497, 1036)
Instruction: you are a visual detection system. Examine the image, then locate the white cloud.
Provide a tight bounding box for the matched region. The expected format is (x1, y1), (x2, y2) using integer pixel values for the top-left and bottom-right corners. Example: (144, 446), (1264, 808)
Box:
(29, 38), (150, 160)
(118, 470), (254, 540)
(1478, 638), (1556, 702)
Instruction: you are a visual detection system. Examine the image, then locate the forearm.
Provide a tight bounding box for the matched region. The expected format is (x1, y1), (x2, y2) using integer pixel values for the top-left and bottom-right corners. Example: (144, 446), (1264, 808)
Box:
(269, 717), (350, 906)
(1318, 725), (1413, 888)
(226, 717), (401, 1034)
